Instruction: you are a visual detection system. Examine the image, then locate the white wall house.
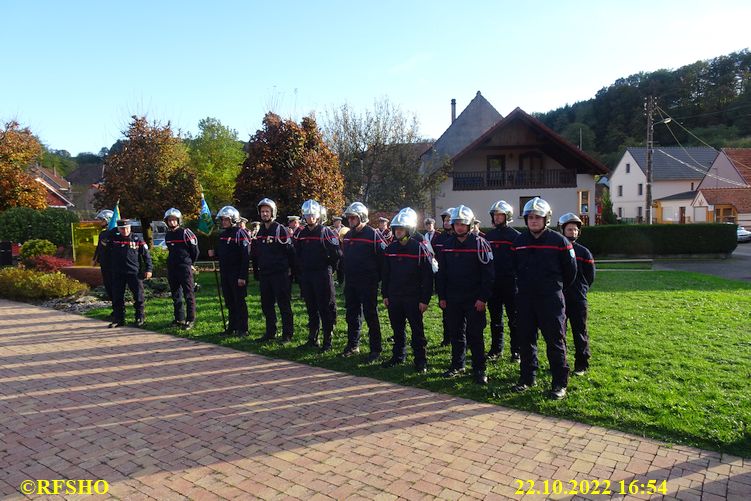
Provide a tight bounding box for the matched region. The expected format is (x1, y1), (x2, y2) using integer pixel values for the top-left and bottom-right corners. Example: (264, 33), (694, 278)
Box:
(609, 147), (717, 223)
(421, 96), (607, 226)
(693, 148), (751, 226)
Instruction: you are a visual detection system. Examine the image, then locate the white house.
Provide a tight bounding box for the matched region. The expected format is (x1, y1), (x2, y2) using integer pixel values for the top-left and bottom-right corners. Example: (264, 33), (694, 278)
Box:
(421, 94), (607, 226)
(609, 147), (718, 223)
(692, 148), (751, 226)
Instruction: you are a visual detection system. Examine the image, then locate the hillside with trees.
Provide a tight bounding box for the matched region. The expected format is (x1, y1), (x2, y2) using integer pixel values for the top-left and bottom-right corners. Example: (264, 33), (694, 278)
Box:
(536, 49), (751, 169)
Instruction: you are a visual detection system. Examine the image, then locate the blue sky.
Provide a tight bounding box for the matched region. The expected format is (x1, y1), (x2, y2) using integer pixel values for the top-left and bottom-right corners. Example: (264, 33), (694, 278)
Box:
(2, 0), (750, 155)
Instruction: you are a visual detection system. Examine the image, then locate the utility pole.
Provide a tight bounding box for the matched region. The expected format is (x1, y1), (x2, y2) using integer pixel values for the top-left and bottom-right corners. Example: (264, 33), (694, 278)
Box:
(645, 96), (654, 225)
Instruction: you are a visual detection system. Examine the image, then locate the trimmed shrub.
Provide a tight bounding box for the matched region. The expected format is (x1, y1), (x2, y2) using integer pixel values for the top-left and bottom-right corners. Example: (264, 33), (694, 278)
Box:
(23, 255), (74, 272)
(149, 246), (168, 276)
(19, 239), (56, 260)
(578, 223), (737, 256)
(0, 207), (79, 246)
(0, 268), (88, 300)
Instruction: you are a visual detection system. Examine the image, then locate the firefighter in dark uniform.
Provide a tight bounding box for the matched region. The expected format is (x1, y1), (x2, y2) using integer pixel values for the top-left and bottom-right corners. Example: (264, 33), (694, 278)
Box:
(377, 217), (394, 245)
(215, 206), (251, 336)
(108, 219), (152, 328)
(92, 209), (115, 314)
(381, 208), (434, 373)
(341, 201), (385, 363)
(558, 213), (596, 375)
(511, 197), (577, 400)
(163, 208), (199, 330)
(294, 199), (342, 351)
(432, 207), (456, 347)
(484, 200), (521, 362)
(436, 205), (494, 385)
(252, 198), (296, 342)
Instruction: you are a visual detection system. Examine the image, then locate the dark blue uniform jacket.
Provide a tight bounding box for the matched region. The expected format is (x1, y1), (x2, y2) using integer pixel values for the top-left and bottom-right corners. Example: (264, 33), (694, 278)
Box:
(382, 238), (433, 305)
(342, 225), (384, 280)
(252, 221), (295, 277)
(294, 224), (342, 272)
(511, 229), (577, 295)
(166, 228), (199, 267)
(217, 226), (251, 281)
(109, 233), (153, 275)
(436, 234), (495, 303)
(564, 241), (595, 302)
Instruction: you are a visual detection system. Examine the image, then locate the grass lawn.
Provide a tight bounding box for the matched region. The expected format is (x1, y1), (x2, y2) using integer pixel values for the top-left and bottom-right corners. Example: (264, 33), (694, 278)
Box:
(596, 261), (653, 270)
(85, 270), (751, 457)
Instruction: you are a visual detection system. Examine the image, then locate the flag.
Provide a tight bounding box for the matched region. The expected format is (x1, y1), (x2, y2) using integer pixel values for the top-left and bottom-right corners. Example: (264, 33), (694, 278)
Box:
(197, 194), (215, 236)
(107, 201), (121, 231)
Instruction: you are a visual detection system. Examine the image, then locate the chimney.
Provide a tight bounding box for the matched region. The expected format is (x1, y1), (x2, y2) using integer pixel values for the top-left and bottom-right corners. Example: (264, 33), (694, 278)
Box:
(451, 98), (456, 123)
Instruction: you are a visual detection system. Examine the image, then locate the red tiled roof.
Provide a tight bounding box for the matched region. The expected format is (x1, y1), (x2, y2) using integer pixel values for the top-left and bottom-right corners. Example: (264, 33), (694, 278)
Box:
(698, 188), (751, 213)
(723, 148), (751, 184)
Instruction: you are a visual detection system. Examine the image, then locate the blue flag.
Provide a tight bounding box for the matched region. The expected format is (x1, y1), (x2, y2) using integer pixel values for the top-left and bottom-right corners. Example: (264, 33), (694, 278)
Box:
(196, 194), (215, 236)
(107, 201), (120, 231)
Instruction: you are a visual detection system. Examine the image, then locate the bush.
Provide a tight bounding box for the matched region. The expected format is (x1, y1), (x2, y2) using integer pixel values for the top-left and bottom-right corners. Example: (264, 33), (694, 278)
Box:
(149, 246), (168, 276)
(19, 239), (57, 260)
(23, 255), (74, 272)
(578, 223), (737, 256)
(0, 268), (88, 300)
(0, 207), (79, 246)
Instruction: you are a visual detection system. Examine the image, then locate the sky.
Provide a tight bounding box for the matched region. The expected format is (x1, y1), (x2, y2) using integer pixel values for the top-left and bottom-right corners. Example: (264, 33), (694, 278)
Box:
(2, 0), (750, 156)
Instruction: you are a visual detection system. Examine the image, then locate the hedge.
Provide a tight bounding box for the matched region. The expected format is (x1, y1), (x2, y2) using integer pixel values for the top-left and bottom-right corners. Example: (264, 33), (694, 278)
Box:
(0, 207), (79, 246)
(576, 223), (737, 256)
(0, 268), (88, 300)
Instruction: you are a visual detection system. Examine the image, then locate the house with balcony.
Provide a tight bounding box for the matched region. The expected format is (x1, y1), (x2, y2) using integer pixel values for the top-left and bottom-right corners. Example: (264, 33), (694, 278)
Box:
(691, 148), (751, 226)
(421, 95), (607, 225)
(609, 147), (717, 223)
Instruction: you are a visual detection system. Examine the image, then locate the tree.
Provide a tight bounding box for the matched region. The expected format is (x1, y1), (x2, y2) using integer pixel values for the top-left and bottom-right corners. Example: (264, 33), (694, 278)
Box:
(94, 116), (201, 245)
(186, 117), (245, 210)
(41, 147), (77, 177)
(600, 187), (617, 224)
(323, 98), (439, 213)
(0, 121), (47, 212)
(235, 113), (344, 220)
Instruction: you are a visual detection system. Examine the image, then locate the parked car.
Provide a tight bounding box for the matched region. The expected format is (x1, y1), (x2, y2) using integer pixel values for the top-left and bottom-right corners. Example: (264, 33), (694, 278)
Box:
(738, 226), (751, 243)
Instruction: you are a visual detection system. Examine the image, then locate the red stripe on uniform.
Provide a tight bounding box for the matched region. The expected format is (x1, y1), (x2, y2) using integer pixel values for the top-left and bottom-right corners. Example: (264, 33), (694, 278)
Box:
(487, 240), (514, 246)
(345, 238), (375, 244)
(512, 244), (572, 251)
(442, 249), (481, 253)
(576, 257), (595, 263)
(384, 253), (419, 258)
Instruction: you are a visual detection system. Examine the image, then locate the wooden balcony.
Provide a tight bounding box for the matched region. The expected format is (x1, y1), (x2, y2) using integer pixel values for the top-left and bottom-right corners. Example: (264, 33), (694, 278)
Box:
(452, 169), (577, 191)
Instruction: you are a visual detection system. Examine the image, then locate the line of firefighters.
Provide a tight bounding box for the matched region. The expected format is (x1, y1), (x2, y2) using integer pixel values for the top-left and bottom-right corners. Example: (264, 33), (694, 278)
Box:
(92, 196), (594, 400)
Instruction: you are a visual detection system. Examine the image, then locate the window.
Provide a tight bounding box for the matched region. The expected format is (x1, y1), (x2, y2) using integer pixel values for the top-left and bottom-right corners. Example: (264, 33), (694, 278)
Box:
(519, 152), (543, 184)
(626, 163), (631, 174)
(486, 155), (505, 187)
(578, 190), (590, 214)
(637, 206), (643, 218)
(638, 183), (643, 196)
(691, 182), (695, 190)
(519, 196), (540, 213)
(617, 185), (623, 197)
(617, 207), (623, 218)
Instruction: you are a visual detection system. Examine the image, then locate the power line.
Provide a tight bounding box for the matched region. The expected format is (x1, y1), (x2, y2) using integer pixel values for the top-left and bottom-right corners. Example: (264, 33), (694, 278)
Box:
(654, 106), (750, 188)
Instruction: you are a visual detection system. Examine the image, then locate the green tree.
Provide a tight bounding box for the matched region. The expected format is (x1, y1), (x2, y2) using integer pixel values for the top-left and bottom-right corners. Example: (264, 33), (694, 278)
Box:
(235, 113), (344, 219)
(186, 117), (245, 209)
(94, 116), (201, 245)
(601, 187), (617, 224)
(40, 148), (77, 177)
(0, 121), (47, 211)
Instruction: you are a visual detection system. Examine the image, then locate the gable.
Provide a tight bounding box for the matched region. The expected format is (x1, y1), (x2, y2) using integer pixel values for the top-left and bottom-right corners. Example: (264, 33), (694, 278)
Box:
(420, 91), (502, 176)
(452, 107), (608, 175)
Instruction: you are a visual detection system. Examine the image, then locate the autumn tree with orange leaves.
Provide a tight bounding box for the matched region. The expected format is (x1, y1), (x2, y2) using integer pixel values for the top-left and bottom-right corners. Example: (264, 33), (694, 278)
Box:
(0, 121), (47, 212)
(235, 113), (344, 221)
(95, 116), (201, 245)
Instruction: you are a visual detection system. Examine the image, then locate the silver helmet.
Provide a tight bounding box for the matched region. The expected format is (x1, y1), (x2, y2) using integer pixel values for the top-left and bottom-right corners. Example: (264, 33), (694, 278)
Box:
(257, 198), (277, 219)
(489, 200), (514, 224)
(391, 207), (418, 233)
(301, 199), (322, 219)
(450, 205), (475, 226)
(344, 202), (369, 224)
(216, 205), (241, 224)
(440, 207), (455, 220)
(522, 197), (552, 226)
(95, 209), (114, 224)
(558, 212), (582, 230)
(163, 208), (182, 225)
(320, 206), (328, 224)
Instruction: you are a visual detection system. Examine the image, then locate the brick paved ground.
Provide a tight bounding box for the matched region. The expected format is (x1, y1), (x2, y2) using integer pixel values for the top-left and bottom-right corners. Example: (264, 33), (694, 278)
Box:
(1, 299), (749, 500)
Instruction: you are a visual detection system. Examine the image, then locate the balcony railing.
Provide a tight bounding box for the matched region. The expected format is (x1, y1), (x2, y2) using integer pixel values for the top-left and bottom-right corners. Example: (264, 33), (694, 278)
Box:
(452, 169), (576, 191)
